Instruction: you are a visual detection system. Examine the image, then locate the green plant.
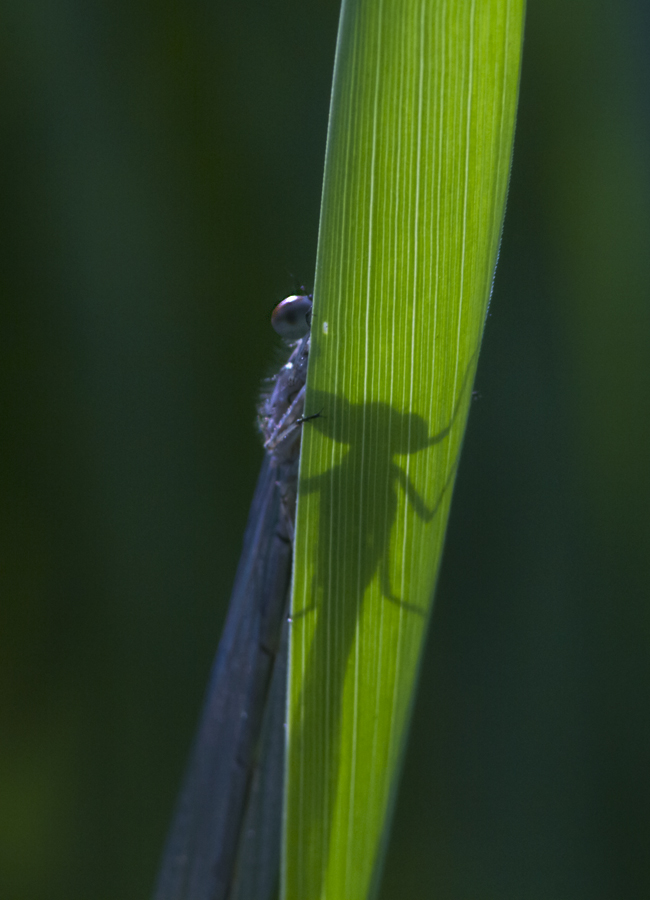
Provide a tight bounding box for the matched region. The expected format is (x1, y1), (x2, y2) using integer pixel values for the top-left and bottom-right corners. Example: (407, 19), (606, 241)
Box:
(285, 1), (525, 897)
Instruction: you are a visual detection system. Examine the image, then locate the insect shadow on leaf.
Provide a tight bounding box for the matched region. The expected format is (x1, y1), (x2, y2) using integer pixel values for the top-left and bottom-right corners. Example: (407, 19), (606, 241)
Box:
(286, 350), (478, 896)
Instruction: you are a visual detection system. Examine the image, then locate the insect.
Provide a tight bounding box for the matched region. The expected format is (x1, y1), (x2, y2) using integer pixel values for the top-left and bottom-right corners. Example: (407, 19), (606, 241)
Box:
(154, 295), (313, 900)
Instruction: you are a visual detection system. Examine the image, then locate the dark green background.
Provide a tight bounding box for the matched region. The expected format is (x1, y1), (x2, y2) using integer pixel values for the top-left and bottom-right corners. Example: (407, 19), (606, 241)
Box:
(1, 1), (649, 898)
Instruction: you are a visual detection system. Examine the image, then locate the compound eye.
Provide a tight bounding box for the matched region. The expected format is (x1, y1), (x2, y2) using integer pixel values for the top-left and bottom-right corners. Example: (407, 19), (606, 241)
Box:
(271, 295), (312, 340)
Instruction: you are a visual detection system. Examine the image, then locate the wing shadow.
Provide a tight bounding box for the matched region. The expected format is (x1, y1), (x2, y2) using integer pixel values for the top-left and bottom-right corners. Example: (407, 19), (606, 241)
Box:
(286, 354), (477, 894)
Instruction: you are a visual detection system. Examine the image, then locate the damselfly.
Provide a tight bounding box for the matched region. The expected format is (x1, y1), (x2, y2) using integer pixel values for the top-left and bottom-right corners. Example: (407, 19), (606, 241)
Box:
(154, 294), (313, 900)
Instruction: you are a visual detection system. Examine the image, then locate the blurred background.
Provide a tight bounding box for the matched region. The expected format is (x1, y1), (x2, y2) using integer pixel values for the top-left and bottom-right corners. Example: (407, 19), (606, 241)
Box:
(1, 1), (649, 898)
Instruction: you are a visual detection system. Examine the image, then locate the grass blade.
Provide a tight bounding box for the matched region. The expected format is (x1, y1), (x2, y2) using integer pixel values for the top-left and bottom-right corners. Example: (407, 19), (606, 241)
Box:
(285, 1), (525, 897)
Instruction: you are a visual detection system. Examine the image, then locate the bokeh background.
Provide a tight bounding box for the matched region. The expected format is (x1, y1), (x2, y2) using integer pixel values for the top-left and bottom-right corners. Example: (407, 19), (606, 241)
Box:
(1, 1), (649, 898)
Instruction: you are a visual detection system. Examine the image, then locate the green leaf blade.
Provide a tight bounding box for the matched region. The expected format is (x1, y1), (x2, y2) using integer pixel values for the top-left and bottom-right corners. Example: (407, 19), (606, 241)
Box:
(284, 1), (525, 898)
